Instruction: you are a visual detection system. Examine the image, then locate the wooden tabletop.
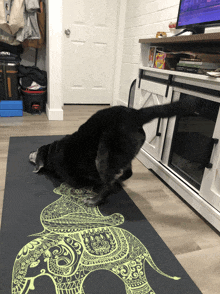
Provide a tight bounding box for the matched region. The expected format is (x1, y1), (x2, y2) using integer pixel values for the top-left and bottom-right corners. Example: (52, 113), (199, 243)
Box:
(139, 32), (220, 45)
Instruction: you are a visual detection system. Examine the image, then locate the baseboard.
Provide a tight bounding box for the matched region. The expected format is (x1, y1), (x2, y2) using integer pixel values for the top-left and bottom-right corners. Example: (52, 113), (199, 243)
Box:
(46, 104), (63, 120)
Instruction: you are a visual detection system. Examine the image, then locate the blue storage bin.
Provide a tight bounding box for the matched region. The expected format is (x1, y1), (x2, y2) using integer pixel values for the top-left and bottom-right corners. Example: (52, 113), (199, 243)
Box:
(0, 100), (23, 116)
(0, 100), (23, 110)
(0, 110), (23, 117)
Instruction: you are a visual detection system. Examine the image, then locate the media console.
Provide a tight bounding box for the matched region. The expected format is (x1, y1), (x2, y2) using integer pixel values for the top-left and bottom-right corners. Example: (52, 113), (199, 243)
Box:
(133, 33), (220, 232)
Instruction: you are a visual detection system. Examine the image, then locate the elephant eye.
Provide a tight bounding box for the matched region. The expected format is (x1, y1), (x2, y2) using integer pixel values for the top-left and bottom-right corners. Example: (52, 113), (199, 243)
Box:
(30, 259), (40, 268)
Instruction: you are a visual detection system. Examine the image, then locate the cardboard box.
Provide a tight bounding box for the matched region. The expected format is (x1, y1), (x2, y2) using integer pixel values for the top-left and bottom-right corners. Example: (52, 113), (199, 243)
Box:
(154, 52), (179, 70)
(154, 52), (167, 69)
(148, 46), (156, 67)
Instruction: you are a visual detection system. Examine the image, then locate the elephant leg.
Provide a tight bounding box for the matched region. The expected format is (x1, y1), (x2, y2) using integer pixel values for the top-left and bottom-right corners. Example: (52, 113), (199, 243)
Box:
(54, 277), (87, 294)
(111, 257), (155, 294)
(125, 283), (155, 294)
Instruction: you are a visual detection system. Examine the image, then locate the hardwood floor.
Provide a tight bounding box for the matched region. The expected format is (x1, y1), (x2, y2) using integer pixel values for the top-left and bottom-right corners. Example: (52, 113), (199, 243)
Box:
(0, 105), (220, 293)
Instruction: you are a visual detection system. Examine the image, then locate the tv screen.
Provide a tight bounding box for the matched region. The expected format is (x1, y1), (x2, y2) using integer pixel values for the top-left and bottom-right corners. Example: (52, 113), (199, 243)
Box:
(177, 0), (220, 28)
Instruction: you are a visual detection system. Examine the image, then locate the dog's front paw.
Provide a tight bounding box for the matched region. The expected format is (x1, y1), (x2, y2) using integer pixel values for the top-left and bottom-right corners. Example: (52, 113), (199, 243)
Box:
(29, 149), (44, 173)
(83, 196), (104, 207)
(29, 150), (38, 164)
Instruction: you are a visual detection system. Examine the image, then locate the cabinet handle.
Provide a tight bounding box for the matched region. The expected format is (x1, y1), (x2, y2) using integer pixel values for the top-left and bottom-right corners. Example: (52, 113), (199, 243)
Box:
(165, 74), (173, 97)
(156, 117), (161, 136)
(138, 69), (143, 88)
(205, 138), (219, 169)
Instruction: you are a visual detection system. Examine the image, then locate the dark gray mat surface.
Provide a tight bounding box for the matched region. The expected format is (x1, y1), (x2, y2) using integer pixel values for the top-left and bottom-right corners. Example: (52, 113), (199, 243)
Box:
(0, 136), (202, 294)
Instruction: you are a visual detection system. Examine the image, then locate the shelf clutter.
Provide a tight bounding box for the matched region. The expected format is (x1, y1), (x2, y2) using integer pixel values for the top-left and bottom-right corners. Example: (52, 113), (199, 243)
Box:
(141, 32), (220, 77)
(148, 47), (220, 76)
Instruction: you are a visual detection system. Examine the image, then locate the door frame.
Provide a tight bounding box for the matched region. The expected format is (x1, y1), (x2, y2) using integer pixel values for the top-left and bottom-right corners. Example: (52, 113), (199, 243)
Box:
(112, 0), (127, 106)
(46, 0), (64, 120)
(46, 0), (127, 120)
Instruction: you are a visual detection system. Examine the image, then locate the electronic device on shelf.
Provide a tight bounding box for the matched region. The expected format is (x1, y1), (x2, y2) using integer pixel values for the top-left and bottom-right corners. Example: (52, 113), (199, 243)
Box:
(176, 0), (220, 35)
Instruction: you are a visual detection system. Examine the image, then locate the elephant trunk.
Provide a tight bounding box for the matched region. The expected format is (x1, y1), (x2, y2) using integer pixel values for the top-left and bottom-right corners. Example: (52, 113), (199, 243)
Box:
(12, 278), (32, 294)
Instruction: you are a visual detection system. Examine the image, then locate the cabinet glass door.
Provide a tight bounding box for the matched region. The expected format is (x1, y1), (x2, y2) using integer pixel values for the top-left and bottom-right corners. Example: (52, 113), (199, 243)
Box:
(169, 94), (219, 190)
(134, 79), (172, 161)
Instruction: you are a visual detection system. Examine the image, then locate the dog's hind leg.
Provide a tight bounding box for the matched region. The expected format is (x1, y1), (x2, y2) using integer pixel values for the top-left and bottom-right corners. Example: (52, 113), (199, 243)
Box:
(85, 130), (145, 206)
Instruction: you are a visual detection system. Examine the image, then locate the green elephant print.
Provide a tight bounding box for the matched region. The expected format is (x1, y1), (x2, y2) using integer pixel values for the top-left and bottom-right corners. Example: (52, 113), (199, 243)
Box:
(11, 183), (180, 294)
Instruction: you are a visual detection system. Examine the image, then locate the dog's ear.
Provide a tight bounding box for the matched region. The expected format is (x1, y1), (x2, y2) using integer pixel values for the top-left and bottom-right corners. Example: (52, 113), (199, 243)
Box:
(33, 160), (44, 173)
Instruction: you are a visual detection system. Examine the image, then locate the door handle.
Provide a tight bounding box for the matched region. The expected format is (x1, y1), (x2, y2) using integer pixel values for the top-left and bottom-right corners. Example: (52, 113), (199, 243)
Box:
(65, 29), (71, 36)
(205, 138), (219, 169)
(156, 117), (162, 136)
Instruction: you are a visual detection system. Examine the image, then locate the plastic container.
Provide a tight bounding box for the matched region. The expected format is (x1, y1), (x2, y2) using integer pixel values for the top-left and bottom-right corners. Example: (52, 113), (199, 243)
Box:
(21, 89), (47, 114)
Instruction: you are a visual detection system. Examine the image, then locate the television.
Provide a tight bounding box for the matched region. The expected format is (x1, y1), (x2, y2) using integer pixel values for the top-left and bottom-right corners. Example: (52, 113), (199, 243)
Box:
(176, 0), (220, 35)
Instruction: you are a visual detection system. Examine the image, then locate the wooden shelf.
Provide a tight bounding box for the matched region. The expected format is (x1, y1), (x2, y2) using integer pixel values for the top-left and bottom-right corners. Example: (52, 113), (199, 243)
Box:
(139, 32), (220, 45)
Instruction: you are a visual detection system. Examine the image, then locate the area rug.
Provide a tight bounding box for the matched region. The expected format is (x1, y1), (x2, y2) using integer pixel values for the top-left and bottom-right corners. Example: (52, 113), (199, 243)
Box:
(0, 136), (202, 294)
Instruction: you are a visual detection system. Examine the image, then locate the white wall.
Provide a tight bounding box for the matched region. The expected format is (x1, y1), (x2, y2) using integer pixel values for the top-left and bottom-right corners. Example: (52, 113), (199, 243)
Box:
(45, 0), (63, 120)
(115, 0), (220, 106)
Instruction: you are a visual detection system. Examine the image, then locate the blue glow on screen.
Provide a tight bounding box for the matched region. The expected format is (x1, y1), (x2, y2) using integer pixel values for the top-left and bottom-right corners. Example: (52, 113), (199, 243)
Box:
(177, 0), (220, 27)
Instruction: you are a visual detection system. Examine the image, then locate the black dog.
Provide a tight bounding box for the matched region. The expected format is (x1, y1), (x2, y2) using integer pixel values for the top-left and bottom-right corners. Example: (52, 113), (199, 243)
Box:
(29, 98), (199, 206)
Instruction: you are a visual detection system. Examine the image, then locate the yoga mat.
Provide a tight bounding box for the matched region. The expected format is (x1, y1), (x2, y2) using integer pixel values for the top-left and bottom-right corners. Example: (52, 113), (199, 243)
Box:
(0, 136), (202, 294)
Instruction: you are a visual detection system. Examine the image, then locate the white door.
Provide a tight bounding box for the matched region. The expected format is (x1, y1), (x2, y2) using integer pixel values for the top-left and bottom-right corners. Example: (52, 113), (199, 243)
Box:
(62, 0), (119, 104)
(134, 79), (172, 161)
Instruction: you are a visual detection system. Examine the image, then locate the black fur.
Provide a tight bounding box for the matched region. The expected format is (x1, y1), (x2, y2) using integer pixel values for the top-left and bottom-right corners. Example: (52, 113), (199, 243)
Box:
(30, 98), (200, 206)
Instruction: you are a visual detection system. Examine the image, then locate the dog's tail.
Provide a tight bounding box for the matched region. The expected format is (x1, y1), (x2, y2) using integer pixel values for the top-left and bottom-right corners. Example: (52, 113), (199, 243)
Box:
(137, 97), (200, 126)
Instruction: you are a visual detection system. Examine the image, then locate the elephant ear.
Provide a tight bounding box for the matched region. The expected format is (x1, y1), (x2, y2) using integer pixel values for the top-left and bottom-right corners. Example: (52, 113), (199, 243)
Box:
(43, 236), (83, 276)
